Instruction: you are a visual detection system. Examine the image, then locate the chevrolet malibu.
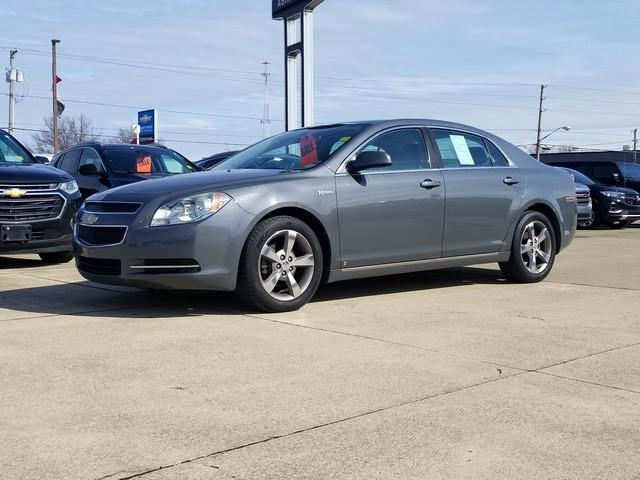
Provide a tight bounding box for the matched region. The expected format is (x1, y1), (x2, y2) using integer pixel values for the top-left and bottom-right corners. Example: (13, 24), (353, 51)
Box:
(74, 120), (577, 312)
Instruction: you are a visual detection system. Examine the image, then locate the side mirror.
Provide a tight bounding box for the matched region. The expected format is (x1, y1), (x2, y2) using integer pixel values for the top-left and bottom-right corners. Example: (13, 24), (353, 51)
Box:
(346, 151), (392, 174)
(34, 156), (50, 164)
(78, 164), (103, 176)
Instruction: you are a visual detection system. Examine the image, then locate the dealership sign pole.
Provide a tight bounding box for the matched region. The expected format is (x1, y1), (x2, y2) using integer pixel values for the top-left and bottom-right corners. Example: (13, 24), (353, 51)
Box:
(272, 0), (324, 131)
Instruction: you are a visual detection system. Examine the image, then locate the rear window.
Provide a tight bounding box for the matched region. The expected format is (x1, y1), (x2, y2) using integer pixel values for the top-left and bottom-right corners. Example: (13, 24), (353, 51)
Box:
(102, 148), (197, 175)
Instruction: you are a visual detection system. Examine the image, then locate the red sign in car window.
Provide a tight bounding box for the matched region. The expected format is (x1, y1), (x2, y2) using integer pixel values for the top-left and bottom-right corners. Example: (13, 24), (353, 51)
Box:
(136, 155), (152, 174)
(300, 134), (318, 167)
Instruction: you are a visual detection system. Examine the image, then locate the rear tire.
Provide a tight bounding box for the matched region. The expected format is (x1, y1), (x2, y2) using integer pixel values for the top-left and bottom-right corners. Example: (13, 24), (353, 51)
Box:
(499, 211), (556, 283)
(237, 216), (323, 313)
(39, 251), (73, 264)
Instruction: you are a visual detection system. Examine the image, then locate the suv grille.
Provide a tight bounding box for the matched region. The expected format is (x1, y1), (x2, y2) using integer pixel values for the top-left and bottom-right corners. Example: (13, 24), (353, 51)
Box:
(0, 193), (65, 222)
(83, 201), (142, 213)
(77, 225), (127, 246)
(77, 257), (121, 276)
(622, 194), (640, 207)
(0, 183), (58, 191)
(576, 191), (590, 204)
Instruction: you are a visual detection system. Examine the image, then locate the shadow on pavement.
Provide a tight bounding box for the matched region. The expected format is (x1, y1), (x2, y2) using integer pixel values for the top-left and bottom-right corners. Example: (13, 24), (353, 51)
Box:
(0, 255), (46, 270)
(0, 266), (506, 320)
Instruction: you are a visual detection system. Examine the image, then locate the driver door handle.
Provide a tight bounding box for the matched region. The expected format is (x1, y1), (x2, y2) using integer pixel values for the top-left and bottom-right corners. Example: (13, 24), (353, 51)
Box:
(420, 179), (441, 189)
(503, 176), (520, 186)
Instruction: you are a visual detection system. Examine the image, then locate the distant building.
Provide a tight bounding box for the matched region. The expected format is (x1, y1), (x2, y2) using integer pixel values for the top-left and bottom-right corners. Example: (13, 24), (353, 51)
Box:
(539, 150), (638, 164)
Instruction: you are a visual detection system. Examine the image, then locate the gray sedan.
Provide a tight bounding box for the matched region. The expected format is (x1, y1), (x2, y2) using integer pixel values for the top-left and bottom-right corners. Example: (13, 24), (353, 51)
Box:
(74, 120), (577, 312)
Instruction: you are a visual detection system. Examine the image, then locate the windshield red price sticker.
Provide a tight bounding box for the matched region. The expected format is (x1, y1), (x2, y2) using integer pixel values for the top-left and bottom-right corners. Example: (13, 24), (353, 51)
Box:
(300, 134), (318, 167)
(136, 155), (152, 174)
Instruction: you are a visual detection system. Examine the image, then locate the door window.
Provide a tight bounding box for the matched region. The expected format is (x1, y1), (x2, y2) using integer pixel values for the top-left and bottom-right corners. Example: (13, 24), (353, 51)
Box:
(59, 149), (81, 172)
(485, 140), (510, 166)
(431, 130), (493, 168)
(591, 162), (621, 183)
(358, 129), (429, 171)
(78, 148), (105, 173)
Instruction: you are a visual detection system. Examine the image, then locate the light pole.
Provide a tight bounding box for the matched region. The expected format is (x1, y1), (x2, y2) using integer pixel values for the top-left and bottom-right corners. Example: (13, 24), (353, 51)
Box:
(537, 126), (571, 159)
(51, 39), (61, 153)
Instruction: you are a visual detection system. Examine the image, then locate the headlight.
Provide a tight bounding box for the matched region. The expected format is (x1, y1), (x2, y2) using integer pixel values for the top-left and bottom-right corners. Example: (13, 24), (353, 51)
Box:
(150, 192), (231, 227)
(601, 191), (624, 198)
(60, 180), (79, 195)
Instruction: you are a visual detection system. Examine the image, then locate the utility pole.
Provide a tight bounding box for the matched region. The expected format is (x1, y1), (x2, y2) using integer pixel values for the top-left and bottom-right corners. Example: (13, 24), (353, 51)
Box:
(7, 49), (18, 134)
(633, 128), (637, 164)
(51, 39), (60, 153)
(535, 84), (546, 161)
(260, 61), (271, 138)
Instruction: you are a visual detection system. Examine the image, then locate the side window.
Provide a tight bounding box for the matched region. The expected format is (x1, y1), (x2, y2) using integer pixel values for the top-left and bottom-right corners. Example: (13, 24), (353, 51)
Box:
(591, 162), (620, 183)
(60, 150), (81, 173)
(159, 154), (190, 174)
(431, 129), (492, 168)
(359, 129), (429, 171)
(52, 153), (65, 169)
(485, 140), (510, 166)
(78, 148), (104, 172)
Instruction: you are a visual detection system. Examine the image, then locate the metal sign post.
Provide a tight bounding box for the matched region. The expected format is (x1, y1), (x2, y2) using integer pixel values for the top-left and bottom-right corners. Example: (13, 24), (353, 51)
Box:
(272, 0), (324, 131)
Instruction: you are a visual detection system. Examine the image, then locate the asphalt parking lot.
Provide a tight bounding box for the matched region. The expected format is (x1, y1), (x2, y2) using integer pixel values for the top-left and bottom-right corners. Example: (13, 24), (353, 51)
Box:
(1, 227), (639, 480)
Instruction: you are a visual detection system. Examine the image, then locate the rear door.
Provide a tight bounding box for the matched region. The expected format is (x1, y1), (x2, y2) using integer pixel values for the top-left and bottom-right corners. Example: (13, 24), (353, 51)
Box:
(336, 128), (445, 268)
(429, 129), (525, 257)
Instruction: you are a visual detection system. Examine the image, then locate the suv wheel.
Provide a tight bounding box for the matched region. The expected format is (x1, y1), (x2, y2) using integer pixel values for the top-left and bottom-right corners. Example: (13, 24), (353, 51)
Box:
(39, 251), (73, 264)
(499, 211), (556, 283)
(237, 216), (323, 312)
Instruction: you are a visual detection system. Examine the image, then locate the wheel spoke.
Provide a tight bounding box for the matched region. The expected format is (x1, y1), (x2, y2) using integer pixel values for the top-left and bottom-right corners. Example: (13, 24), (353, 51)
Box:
(260, 244), (280, 263)
(285, 272), (302, 298)
(261, 271), (281, 293)
(537, 249), (551, 263)
(527, 223), (536, 241)
(537, 227), (549, 243)
(528, 251), (536, 270)
(283, 230), (297, 257)
(521, 243), (532, 254)
(291, 253), (314, 268)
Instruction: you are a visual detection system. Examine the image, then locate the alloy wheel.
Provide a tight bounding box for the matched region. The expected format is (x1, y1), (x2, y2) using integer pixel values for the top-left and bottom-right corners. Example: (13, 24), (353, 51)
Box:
(258, 229), (315, 301)
(520, 221), (552, 274)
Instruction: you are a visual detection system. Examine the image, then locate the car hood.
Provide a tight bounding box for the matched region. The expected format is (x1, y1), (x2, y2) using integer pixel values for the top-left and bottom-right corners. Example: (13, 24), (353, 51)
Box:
(94, 169), (293, 200)
(590, 184), (639, 196)
(0, 163), (72, 184)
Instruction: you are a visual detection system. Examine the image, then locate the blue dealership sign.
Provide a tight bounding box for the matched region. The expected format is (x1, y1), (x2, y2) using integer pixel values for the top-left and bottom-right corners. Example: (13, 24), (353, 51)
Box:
(138, 109), (157, 144)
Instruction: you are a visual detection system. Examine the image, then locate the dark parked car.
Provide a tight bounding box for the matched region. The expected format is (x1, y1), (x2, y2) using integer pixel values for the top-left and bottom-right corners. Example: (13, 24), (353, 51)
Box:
(51, 142), (200, 200)
(541, 154), (640, 193)
(74, 120), (577, 312)
(0, 129), (81, 263)
(559, 167), (640, 228)
(195, 151), (240, 170)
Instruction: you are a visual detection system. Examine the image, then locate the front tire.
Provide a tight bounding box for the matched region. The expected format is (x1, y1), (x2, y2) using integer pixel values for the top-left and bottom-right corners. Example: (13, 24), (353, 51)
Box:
(39, 251), (73, 264)
(237, 216), (323, 312)
(499, 211), (556, 283)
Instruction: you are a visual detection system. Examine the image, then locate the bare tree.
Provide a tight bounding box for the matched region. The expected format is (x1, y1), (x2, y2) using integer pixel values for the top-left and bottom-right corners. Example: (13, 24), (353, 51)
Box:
(31, 114), (99, 153)
(115, 127), (135, 144)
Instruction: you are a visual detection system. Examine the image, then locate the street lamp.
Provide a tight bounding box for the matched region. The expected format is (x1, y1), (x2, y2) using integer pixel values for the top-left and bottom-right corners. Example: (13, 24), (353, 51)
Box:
(537, 126), (571, 160)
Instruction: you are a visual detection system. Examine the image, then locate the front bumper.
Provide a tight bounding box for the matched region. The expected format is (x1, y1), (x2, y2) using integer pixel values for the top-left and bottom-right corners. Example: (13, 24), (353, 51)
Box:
(0, 199), (77, 255)
(74, 202), (253, 291)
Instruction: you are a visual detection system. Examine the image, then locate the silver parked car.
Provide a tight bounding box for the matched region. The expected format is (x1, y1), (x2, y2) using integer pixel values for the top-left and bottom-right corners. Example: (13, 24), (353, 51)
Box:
(74, 120), (577, 312)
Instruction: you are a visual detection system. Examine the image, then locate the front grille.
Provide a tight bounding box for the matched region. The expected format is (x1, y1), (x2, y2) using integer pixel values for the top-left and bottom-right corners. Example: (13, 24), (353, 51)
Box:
(77, 257), (121, 276)
(77, 225), (127, 246)
(622, 194), (640, 206)
(83, 201), (142, 213)
(131, 258), (201, 274)
(0, 193), (65, 222)
(0, 183), (58, 191)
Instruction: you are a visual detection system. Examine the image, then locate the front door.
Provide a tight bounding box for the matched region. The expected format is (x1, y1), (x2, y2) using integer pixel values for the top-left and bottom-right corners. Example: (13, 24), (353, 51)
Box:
(430, 129), (525, 257)
(336, 128), (445, 268)
(77, 148), (109, 200)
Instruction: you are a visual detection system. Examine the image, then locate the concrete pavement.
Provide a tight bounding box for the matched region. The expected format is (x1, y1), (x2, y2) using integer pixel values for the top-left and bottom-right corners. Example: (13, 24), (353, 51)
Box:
(0, 227), (639, 479)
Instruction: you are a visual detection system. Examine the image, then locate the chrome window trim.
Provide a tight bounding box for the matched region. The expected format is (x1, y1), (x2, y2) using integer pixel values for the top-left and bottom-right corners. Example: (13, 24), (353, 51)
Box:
(336, 124), (515, 175)
(74, 224), (129, 248)
(0, 192), (68, 224)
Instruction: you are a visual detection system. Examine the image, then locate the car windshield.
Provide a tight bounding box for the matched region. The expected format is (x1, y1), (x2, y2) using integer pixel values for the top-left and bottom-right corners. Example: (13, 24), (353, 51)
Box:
(102, 147), (198, 175)
(0, 132), (35, 165)
(561, 167), (594, 186)
(213, 124), (368, 171)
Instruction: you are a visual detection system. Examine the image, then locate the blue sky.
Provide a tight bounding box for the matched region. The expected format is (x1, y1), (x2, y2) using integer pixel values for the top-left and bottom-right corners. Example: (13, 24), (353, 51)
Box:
(2, 0), (639, 159)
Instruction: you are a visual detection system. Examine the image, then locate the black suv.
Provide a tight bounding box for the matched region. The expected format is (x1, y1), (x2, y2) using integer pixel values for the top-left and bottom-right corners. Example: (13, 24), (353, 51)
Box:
(541, 154), (640, 193)
(195, 150), (239, 170)
(560, 167), (640, 228)
(52, 142), (200, 200)
(0, 129), (81, 263)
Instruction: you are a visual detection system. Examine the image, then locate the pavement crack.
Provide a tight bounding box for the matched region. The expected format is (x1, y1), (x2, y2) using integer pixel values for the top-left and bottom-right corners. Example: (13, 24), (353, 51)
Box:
(115, 370), (528, 479)
(533, 371), (640, 395)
